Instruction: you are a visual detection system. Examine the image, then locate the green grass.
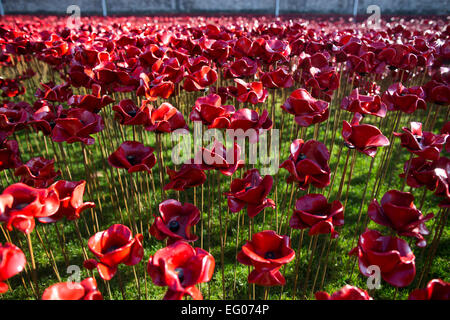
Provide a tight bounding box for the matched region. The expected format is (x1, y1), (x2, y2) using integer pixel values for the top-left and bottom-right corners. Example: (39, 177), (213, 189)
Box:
(0, 71), (448, 300)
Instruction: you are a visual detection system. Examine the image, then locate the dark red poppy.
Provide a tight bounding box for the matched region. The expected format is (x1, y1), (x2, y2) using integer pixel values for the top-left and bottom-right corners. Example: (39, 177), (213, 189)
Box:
(423, 80), (450, 105)
(0, 183), (59, 234)
(164, 164), (207, 191)
(228, 108), (272, 143)
(342, 113), (390, 157)
(28, 102), (63, 135)
(137, 73), (175, 101)
(0, 242), (26, 294)
(315, 285), (372, 300)
(14, 157), (61, 188)
(51, 108), (104, 145)
(150, 199), (200, 244)
(290, 194), (344, 238)
(394, 122), (447, 161)
(0, 78), (25, 98)
(225, 169), (275, 218)
(368, 190), (434, 247)
(441, 121), (450, 153)
(280, 139), (331, 190)
(189, 94), (235, 129)
(233, 79), (268, 105)
(0, 139), (22, 170)
(408, 279), (450, 300)
(399, 157), (440, 190)
(198, 141), (244, 176)
(434, 157), (450, 207)
(261, 67), (293, 89)
(224, 57), (258, 78)
(87, 224), (144, 281)
(108, 141), (156, 174)
(237, 230), (295, 286)
(35, 82), (72, 103)
(382, 83), (427, 114)
(349, 229), (416, 287)
(38, 180), (95, 223)
(281, 88), (329, 127)
(112, 99), (151, 126)
(341, 88), (387, 118)
(68, 84), (114, 113)
(145, 103), (186, 133)
(0, 103), (29, 133)
(147, 241), (215, 300)
(183, 65), (217, 92)
(42, 277), (103, 300)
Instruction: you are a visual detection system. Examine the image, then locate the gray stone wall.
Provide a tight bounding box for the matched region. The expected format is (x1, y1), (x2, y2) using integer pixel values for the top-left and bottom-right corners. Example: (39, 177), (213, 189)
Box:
(2, 0), (449, 15)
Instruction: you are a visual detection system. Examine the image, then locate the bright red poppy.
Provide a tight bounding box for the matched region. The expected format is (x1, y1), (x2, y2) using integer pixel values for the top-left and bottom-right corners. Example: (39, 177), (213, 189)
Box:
(0, 242), (26, 294)
(108, 141), (156, 174)
(14, 157), (61, 188)
(145, 103), (187, 133)
(408, 279), (450, 300)
(189, 94), (235, 129)
(113, 99), (152, 126)
(164, 164), (207, 191)
(198, 141), (244, 176)
(42, 277), (103, 300)
(237, 230), (295, 286)
(341, 88), (387, 118)
(150, 199), (200, 244)
(86, 224), (144, 280)
(315, 285), (372, 300)
(228, 108), (272, 143)
(382, 83), (427, 114)
(0, 139), (22, 171)
(147, 241), (215, 300)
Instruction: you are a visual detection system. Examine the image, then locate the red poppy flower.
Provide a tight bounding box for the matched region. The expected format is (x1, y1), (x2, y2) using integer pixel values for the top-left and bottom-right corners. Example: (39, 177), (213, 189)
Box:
(399, 157), (440, 190)
(14, 157), (61, 188)
(137, 73), (175, 101)
(341, 88), (387, 118)
(225, 57), (258, 78)
(233, 79), (268, 105)
(0, 183), (59, 234)
(377, 44), (418, 70)
(51, 108), (104, 145)
(281, 88), (329, 127)
(198, 141), (244, 176)
(349, 229), (416, 287)
(150, 199), (200, 244)
(35, 82), (72, 103)
(423, 80), (450, 105)
(113, 99), (151, 126)
(189, 94), (235, 129)
(0, 242), (26, 294)
(280, 139), (331, 190)
(68, 84), (114, 113)
(39, 180), (95, 223)
(261, 67), (293, 89)
(368, 190), (434, 247)
(108, 141), (156, 174)
(0, 139), (22, 170)
(434, 157), (450, 207)
(342, 113), (390, 157)
(315, 285), (372, 300)
(225, 169), (275, 218)
(408, 279), (450, 300)
(237, 230), (295, 286)
(228, 108), (272, 143)
(0, 78), (25, 98)
(147, 241), (215, 300)
(394, 122), (447, 161)
(28, 102), (63, 135)
(183, 65), (217, 92)
(164, 164), (207, 191)
(290, 194), (344, 238)
(42, 277), (103, 300)
(441, 121), (450, 153)
(87, 224), (144, 281)
(382, 83), (427, 114)
(145, 103), (186, 133)
(0, 103), (29, 133)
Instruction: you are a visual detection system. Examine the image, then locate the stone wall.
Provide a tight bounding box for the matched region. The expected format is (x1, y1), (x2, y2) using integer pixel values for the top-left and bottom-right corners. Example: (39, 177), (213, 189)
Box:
(2, 0), (449, 15)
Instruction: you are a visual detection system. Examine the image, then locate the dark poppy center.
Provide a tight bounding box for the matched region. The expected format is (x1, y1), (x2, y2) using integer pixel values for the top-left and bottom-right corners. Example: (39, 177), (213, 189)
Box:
(344, 142), (355, 149)
(414, 135), (422, 143)
(14, 203), (29, 210)
(296, 153), (306, 162)
(175, 267), (184, 283)
(49, 120), (56, 129)
(264, 251), (276, 259)
(127, 110), (137, 117)
(244, 186), (253, 192)
(168, 220), (180, 232)
(104, 245), (121, 254)
(126, 155), (137, 165)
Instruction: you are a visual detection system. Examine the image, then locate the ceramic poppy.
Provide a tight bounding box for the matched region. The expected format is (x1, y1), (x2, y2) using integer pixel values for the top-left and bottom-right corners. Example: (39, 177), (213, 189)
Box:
(113, 99), (152, 126)
(282, 88), (329, 127)
(349, 229), (416, 287)
(14, 157), (61, 188)
(108, 141), (156, 174)
(237, 230), (295, 286)
(0, 242), (26, 294)
(197, 141), (244, 176)
(225, 169), (275, 218)
(408, 279), (449, 300)
(150, 199), (200, 244)
(164, 164), (207, 191)
(147, 241), (215, 300)
(189, 94), (235, 129)
(382, 83), (427, 114)
(145, 103), (187, 133)
(42, 277), (103, 300)
(87, 224), (144, 280)
(341, 88), (387, 118)
(0, 139), (22, 170)
(315, 285), (372, 300)
(228, 108), (272, 143)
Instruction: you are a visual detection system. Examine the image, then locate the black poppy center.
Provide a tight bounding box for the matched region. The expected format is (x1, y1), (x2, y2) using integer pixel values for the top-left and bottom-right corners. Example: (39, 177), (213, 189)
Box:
(245, 186), (253, 192)
(168, 220), (180, 232)
(344, 142), (355, 149)
(127, 110), (137, 117)
(175, 267), (184, 283)
(296, 153), (306, 163)
(49, 120), (56, 129)
(126, 155), (138, 165)
(264, 251), (276, 259)
(14, 203), (29, 210)
(105, 245), (121, 254)
(414, 135), (422, 143)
